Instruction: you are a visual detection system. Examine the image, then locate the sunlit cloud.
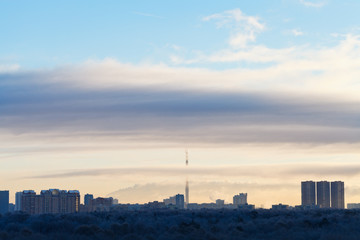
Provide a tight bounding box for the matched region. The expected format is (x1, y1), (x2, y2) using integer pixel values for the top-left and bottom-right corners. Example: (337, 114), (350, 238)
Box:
(203, 9), (264, 49)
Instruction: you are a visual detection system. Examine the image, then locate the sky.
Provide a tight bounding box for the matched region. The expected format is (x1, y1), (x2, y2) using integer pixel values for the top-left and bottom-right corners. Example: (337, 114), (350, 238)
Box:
(1, 0), (360, 207)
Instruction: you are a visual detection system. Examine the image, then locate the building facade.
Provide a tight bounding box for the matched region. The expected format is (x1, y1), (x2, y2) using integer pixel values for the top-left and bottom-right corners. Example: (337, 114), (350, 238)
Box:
(347, 203), (360, 209)
(301, 181), (316, 206)
(216, 199), (225, 207)
(175, 194), (185, 209)
(331, 181), (345, 209)
(20, 190), (37, 214)
(0, 191), (9, 214)
(317, 181), (330, 208)
(163, 196), (176, 206)
(15, 192), (23, 211)
(233, 193), (247, 206)
(91, 197), (113, 212)
(81, 196), (114, 212)
(20, 189), (80, 214)
(84, 194), (93, 206)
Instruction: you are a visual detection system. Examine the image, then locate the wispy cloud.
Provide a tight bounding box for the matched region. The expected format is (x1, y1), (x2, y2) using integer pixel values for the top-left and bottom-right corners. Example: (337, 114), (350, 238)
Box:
(28, 164), (360, 179)
(132, 11), (164, 19)
(203, 9), (264, 48)
(299, 0), (326, 8)
(291, 29), (304, 36)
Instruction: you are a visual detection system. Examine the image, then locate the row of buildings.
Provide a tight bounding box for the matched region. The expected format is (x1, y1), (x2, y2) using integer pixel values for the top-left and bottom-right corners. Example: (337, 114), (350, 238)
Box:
(0, 189), (117, 215)
(301, 181), (345, 209)
(16, 189), (80, 214)
(1, 190), (251, 214)
(160, 192), (253, 210)
(1, 183), (357, 213)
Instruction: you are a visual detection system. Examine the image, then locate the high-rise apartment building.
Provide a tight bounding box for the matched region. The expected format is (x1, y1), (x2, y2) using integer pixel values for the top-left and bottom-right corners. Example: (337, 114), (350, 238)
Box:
(15, 192), (23, 211)
(84, 194), (93, 206)
(175, 194), (185, 209)
(317, 181), (330, 208)
(331, 181), (344, 209)
(233, 193), (247, 206)
(20, 189), (80, 214)
(20, 190), (37, 214)
(0, 191), (9, 214)
(90, 197), (113, 211)
(301, 181), (315, 206)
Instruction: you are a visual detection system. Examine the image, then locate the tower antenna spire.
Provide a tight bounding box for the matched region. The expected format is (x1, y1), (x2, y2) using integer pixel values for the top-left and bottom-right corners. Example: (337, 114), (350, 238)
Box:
(185, 150), (189, 208)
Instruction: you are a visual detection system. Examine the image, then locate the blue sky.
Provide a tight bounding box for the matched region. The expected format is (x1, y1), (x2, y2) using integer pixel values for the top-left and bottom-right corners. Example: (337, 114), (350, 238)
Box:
(2, 0), (360, 69)
(1, 0), (360, 207)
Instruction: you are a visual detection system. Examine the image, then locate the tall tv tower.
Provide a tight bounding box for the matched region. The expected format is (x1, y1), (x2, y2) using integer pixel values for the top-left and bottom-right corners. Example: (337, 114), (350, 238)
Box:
(185, 150), (189, 208)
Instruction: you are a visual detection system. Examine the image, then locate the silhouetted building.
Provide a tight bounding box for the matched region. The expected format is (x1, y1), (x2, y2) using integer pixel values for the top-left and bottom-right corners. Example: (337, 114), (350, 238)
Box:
(67, 190), (80, 213)
(20, 189), (80, 214)
(145, 201), (165, 209)
(20, 190), (37, 214)
(84, 194), (93, 206)
(331, 181), (344, 209)
(175, 194), (185, 209)
(272, 204), (289, 210)
(163, 196), (176, 206)
(0, 191), (9, 214)
(301, 181), (315, 206)
(91, 197), (113, 212)
(237, 204), (255, 210)
(15, 192), (22, 211)
(233, 193), (247, 206)
(216, 199), (225, 207)
(295, 204), (319, 210)
(347, 203), (360, 209)
(8, 203), (15, 212)
(317, 181), (330, 208)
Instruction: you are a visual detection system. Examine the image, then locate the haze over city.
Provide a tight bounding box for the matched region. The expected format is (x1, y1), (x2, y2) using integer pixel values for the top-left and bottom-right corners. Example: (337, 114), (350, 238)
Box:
(1, 0), (360, 208)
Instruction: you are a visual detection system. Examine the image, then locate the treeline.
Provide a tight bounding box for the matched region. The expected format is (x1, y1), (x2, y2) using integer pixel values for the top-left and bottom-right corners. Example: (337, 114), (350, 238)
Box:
(0, 209), (360, 239)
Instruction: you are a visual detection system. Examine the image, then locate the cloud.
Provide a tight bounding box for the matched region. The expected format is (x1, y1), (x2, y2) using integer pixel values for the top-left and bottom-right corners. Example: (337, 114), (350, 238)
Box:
(29, 164), (360, 179)
(291, 29), (304, 36)
(203, 9), (264, 48)
(204, 45), (295, 63)
(2, 34), (360, 163)
(132, 11), (164, 19)
(176, 10), (360, 66)
(1, 57), (360, 152)
(0, 64), (20, 73)
(299, 0), (326, 8)
(170, 33), (360, 94)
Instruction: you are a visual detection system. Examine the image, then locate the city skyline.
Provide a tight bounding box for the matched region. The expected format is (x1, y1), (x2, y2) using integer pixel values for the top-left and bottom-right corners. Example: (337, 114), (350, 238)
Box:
(1, 0), (360, 208)
(0, 179), (351, 210)
(0, 179), (355, 214)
